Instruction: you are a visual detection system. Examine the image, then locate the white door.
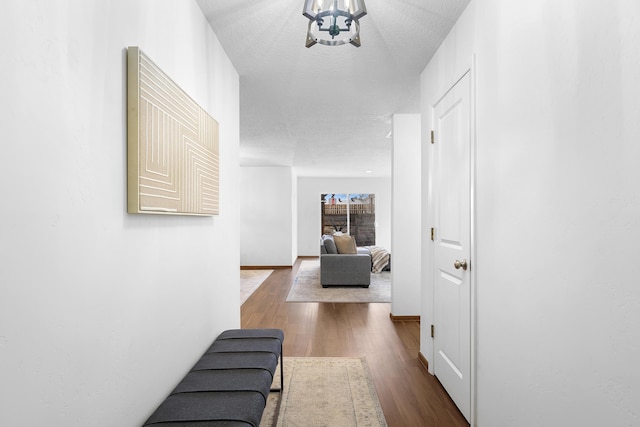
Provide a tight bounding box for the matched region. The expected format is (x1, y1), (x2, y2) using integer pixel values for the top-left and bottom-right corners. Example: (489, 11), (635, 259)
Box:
(433, 71), (472, 422)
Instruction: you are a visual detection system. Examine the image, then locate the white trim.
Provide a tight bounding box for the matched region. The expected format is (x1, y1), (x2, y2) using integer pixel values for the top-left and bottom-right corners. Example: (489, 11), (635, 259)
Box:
(428, 106), (436, 377)
(469, 53), (478, 427)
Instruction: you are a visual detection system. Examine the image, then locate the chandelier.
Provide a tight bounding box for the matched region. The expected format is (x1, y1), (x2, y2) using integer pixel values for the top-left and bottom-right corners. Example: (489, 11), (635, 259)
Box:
(302, 0), (367, 48)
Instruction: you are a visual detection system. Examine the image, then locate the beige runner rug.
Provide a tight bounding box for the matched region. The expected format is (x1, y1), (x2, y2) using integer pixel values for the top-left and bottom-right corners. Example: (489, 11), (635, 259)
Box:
(260, 357), (387, 427)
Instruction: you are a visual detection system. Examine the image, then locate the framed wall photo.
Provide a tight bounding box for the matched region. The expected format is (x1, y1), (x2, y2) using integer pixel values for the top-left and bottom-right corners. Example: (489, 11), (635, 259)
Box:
(127, 46), (219, 216)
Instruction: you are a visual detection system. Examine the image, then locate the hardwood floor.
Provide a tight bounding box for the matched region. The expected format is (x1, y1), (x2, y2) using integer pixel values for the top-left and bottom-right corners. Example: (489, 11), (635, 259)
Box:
(241, 258), (469, 427)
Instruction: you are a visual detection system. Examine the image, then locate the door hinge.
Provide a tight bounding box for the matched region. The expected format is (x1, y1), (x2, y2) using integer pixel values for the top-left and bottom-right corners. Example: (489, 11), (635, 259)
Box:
(430, 227), (435, 241)
(431, 324), (435, 338)
(430, 130), (435, 144)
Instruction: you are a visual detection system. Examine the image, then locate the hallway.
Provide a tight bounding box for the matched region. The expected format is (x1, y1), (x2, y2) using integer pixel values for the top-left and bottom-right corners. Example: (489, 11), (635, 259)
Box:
(241, 258), (469, 427)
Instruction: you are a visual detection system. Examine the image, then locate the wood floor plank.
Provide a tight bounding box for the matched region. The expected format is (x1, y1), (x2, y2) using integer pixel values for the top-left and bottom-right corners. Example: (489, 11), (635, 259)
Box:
(241, 258), (469, 427)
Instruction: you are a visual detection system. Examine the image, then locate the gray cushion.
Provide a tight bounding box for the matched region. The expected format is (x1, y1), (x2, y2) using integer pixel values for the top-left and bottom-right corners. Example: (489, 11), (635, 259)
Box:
(143, 392), (264, 426)
(191, 352), (278, 376)
(323, 237), (338, 254)
(206, 338), (282, 359)
(173, 369), (273, 404)
(217, 329), (284, 343)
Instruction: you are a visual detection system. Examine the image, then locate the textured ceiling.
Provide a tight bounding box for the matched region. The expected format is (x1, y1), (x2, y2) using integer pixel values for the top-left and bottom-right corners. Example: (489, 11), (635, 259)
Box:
(196, 0), (470, 177)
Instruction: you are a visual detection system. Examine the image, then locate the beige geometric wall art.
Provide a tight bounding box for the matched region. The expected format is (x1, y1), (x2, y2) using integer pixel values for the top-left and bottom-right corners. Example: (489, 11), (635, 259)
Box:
(127, 46), (219, 216)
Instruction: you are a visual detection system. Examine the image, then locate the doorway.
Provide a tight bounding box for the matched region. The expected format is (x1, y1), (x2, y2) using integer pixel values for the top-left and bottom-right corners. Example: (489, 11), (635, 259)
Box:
(321, 193), (375, 246)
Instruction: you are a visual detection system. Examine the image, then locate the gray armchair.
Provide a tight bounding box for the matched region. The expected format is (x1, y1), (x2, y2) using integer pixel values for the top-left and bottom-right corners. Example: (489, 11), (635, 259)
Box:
(320, 235), (371, 288)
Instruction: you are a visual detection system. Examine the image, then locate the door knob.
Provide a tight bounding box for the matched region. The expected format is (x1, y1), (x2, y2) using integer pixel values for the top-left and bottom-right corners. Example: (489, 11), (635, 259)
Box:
(454, 259), (468, 271)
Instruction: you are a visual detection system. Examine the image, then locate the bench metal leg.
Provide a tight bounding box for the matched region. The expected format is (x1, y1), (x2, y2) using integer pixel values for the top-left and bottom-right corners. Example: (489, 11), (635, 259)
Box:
(270, 341), (284, 393)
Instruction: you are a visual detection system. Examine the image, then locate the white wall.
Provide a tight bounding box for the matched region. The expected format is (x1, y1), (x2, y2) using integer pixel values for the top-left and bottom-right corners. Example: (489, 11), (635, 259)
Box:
(391, 114), (422, 316)
(291, 173), (299, 263)
(0, 1), (240, 426)
(240, 166), (296, 266)
(421, 1), (640, 425)
(297, 177), (391, 256)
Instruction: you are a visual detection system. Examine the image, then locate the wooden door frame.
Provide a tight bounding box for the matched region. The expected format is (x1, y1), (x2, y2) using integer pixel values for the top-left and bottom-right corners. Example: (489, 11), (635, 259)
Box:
(429, 56), (477, 426)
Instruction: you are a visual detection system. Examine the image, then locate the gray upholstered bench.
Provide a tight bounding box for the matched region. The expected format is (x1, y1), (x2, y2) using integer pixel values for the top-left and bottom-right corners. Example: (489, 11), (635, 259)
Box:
(143, 328), (284, 427)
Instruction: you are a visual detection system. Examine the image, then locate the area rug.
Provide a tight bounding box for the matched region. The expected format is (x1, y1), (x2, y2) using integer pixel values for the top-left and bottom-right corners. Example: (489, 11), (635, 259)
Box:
(240, 269), (274, 305)
(286, 260), (390, 303)
(260, 357), (387, 427)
